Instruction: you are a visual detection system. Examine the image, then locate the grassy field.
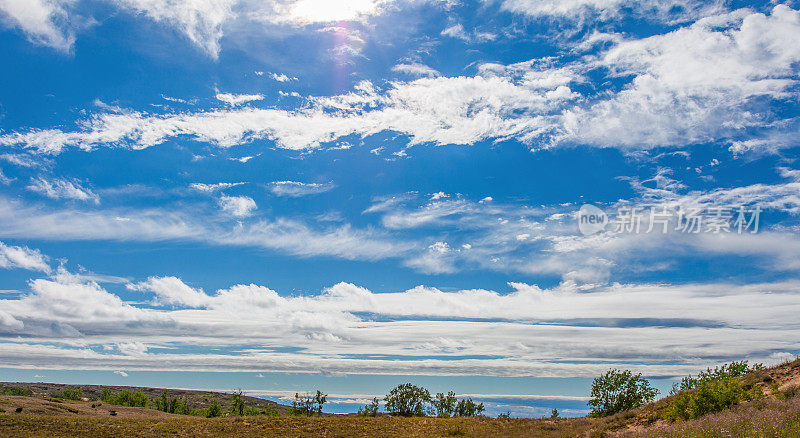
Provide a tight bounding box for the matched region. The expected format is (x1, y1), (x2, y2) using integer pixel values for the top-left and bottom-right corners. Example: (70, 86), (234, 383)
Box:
(1, 359), (799, 437)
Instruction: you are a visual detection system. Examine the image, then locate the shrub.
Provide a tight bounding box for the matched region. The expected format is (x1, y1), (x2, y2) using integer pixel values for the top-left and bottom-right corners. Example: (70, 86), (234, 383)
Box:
(433, 391), (457, 417)
(229, 389), (246, 416)
(154, 391), (196, 415)
(454, 398), (485, 417)
(242, 406), (262, 416)
(358, 397), (381, 417)
(0, 386), (33, 397)
(385, 384), (432, 417)
(670, 361), (764, 395)
(497, 411), (511, 419)
(51, 388), (83, 401)
(550, 408), (559, 419)
(205, 401), (222, 418)
(290, 390), (327, 416)
(105, 390), (148, 407)
(588, 369), (658, 417)
(666, 377), (762, 420)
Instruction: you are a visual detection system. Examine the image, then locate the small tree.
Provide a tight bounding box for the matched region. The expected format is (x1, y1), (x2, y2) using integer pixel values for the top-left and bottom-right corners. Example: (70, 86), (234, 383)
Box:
(230, 389), (246, 416)
(358, 397), (381, 417)
(384, 383), (431, 417)
(205, 401), (222, 418)
(454, 398), (485, 417)
(433, 391), (458, 417)
(588, 369), (658, 417)
(292, 390), (327, 416)
(550, 408), (559, 419)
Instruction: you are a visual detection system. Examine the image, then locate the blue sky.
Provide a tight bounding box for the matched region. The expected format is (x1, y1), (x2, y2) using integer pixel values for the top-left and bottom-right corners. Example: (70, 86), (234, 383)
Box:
(0, 0), (799, 417)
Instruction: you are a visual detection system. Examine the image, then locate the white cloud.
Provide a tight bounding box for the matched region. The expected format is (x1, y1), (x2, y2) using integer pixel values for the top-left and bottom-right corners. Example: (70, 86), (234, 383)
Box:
(391, 62), (440, 78)
(2, 266), (800, 377)
(114, 370), (129, 377)
(269, 72), (297, 82)
(560, 5), (800, 150)
(441, 23), (496, 43)
(269, 181), (334, 197)
(493, 0), (719, 23)
(0, 241), (50, 272)
(218, 194), (257, 217)
(129, 276), (211, 307)
(0, 196), (411, 262)
(8, 4), (799, 157)
(0, 72), (576, 153)
(0, 0), (75, 50)
(190, 182), (245, 193)
(113, 0), (237, 58)
(27, 177), (99, 203)
(215, 92), (265, 106)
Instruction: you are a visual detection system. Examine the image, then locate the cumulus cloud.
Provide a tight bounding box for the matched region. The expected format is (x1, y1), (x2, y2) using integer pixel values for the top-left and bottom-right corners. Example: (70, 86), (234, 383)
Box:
(128, 276), (211, 307)
(2, 265), (799, 377)
(268, 181), (334, 197)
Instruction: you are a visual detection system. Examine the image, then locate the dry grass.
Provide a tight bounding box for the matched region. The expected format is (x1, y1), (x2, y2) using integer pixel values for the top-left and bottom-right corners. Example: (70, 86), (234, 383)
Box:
(2, 358), (799, 437)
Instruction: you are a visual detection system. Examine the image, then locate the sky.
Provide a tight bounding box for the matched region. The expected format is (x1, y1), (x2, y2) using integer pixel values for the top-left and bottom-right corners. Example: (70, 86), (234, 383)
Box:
(0, 0), (799, 417)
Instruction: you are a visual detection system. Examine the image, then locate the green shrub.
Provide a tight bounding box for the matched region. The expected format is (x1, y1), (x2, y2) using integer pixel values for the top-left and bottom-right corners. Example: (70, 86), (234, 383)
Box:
(153, 390), (196, 415)
(290, 390), (327, 416)
(242, 406), (262, 416)
(105, 390), (148, 407)
(384, 383), (431, 417)
(433, 392), (457, 417)
(51, 388), (83, 401)
(358, 397), (381, 417)
(588, 369), (658, 417)
(229, 389), (246, 416)
(0, 386), (33, 397)
(666, 378), (762, 421)
(205, 401), (222, 418)
(670, 361), (763, 395)
(454, 398), (485, 417)
(550, 408), (559, 419)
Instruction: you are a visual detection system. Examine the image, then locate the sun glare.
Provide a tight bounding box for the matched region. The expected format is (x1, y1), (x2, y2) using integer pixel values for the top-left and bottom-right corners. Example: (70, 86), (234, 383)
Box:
(289, 0), (381, 23)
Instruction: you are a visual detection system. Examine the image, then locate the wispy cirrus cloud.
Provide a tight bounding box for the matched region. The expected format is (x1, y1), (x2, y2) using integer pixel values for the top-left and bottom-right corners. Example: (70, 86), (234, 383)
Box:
(269, 181), (334, 197)
(27, 177), (99, 204)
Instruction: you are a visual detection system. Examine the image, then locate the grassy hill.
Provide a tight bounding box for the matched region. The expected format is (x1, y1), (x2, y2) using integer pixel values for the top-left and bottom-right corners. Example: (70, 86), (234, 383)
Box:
(1, 358), (799, 437)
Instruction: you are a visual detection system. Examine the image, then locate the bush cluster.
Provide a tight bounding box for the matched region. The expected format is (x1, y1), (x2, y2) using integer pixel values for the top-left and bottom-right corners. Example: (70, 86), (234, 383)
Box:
(0, 386), (33, 397)
(102, 389), (148, 407)
(374, 384), (485, 417)
(588, 369), (658, 417)
(50, 388), (84, 401)
(665, 361), (765, 421)
(666, 378), (762, 420)
(669, 361), (763, 395)
(290, 390), (327, 416)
